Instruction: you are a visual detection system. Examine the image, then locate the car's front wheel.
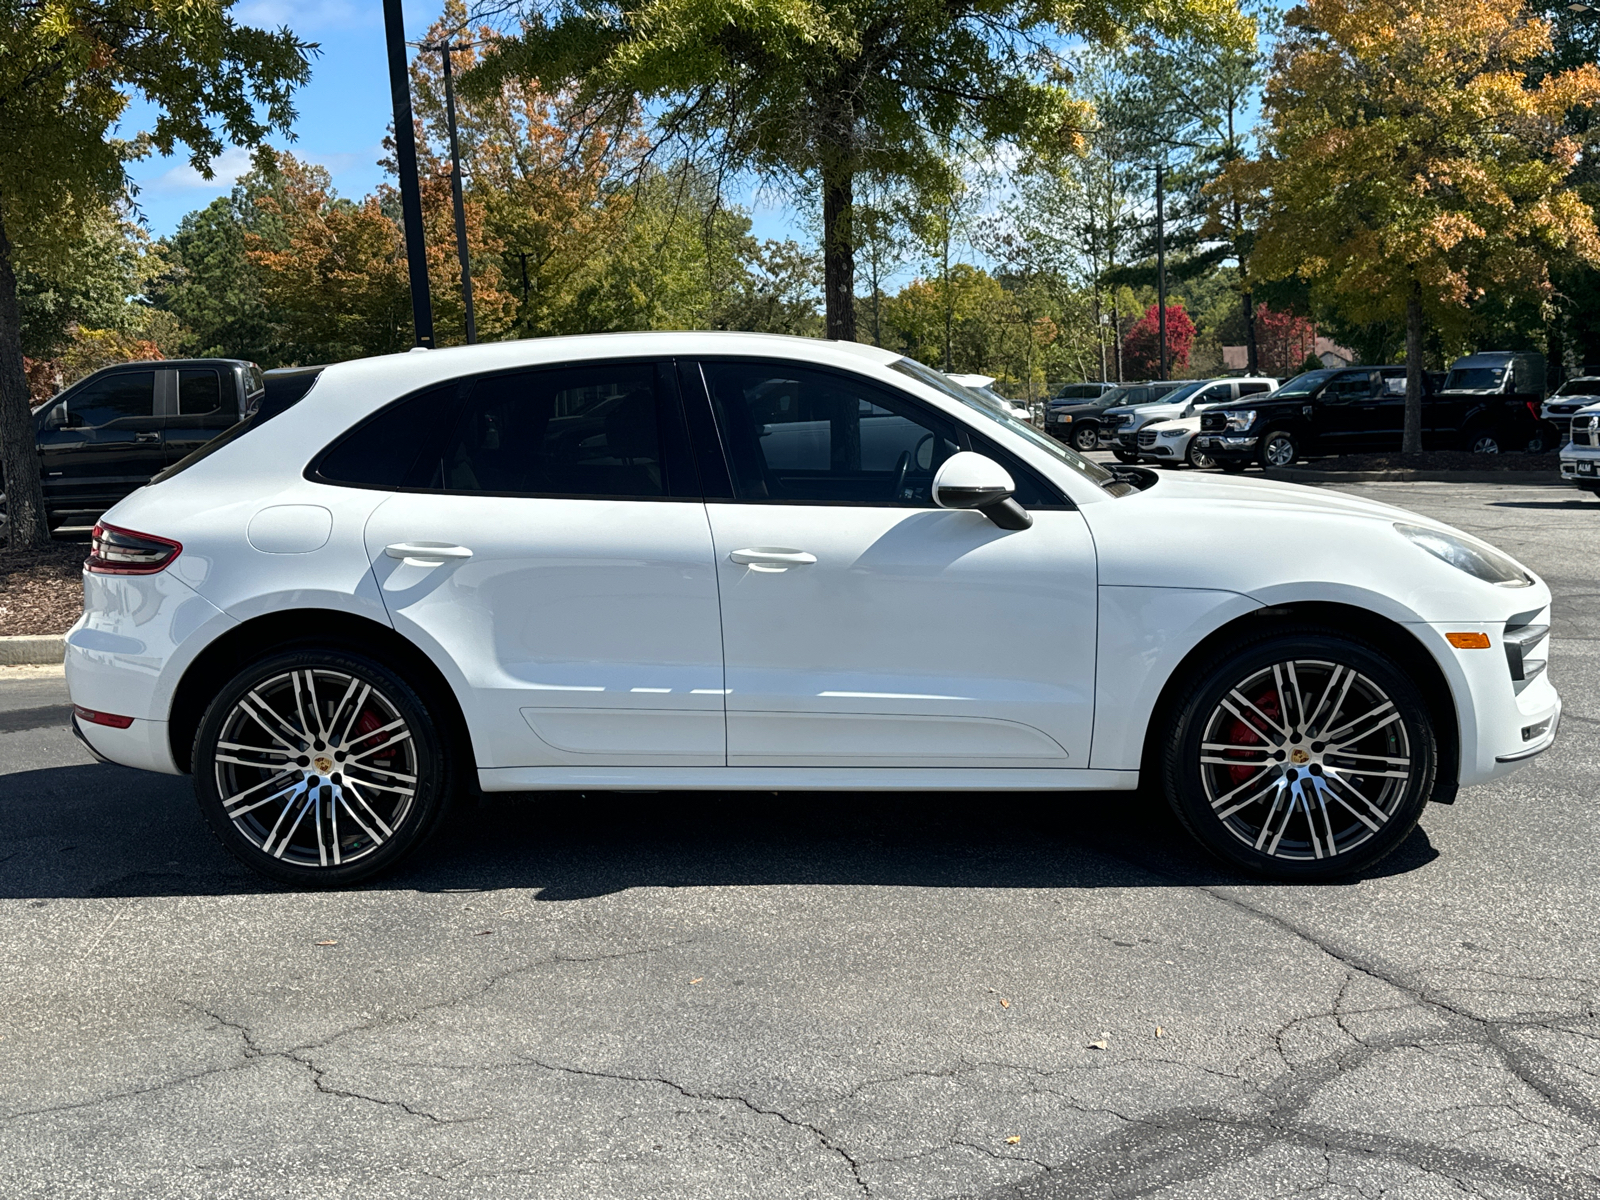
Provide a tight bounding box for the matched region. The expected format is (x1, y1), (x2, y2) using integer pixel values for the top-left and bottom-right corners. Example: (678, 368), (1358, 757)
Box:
(1258, 431), (1298, 469)
(1160, 631), (1436, 880)
(193, 649), (455, 886)
(1186, 440), (1215, 469)
(1073, 424), (1099, 452)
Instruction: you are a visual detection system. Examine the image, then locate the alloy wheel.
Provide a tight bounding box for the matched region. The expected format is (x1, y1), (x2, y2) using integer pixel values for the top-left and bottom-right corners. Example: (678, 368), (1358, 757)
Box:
(1198, 658), (1413, 862)
(212, 667), (418, 869)
(1074, 426), (1099, 452)
(1471, 434), (1501, 454)
(1261, 434), (1296, 468)
(1187, 441), (1215, 469)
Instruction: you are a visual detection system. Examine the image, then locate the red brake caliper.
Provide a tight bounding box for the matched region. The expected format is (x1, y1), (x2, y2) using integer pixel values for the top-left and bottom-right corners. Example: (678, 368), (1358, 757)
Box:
(1223, 687), (1281, 787)
(352, 709), (393, 767)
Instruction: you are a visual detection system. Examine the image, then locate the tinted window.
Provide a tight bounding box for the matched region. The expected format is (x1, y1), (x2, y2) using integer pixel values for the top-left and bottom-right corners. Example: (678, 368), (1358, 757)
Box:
(703, 361), (961, 505)
(440, 362), (674, 498)
(1323, 372), (1376, 402)
(1193, 383), (1233, 404)
(62, 371), (155, 427)
(1444, 367), (1505, 391)
(179, 369), (222, 415)
(1238, 382), (1272, 396)
(1274, 370), (1339, 398)
(1054, 384), (1104, 400)
(316, 384), (460, 488)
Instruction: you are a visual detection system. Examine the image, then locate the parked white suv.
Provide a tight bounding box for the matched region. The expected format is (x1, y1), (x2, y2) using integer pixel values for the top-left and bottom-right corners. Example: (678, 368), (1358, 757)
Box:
(1559, 403), (1600, 497)
(1108, 377), (1279, 462)
(67, 333), (1558, 886)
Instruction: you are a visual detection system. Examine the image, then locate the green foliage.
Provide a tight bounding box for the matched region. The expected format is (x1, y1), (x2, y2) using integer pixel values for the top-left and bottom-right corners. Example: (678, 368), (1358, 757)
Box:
(17, 208), (150, 359)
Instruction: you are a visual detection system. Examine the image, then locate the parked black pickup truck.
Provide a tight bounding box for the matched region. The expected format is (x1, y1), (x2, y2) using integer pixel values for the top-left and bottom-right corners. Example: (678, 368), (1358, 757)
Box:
(1197, 360), (1551, 471)
(26, 358), (263, 530)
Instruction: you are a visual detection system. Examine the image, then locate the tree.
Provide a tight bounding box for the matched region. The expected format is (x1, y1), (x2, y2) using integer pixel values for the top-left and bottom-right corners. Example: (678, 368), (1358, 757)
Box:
(1254, 303), (1317, 377)
(468, 0), (1241, 343)
(0, 1), (312, 548)
(1243, 0), (1600, 452)
(1123, 300), (1195, 377)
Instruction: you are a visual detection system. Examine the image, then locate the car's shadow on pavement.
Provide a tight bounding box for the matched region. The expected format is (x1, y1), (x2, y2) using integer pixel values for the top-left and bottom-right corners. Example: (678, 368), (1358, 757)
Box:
(1488, 499), (1598, 509)
(0, 761), (1440, 901)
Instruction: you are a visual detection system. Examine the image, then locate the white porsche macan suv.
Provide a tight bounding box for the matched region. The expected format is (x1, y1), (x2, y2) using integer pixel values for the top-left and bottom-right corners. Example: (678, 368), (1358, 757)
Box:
(66, 333), (1561, 886)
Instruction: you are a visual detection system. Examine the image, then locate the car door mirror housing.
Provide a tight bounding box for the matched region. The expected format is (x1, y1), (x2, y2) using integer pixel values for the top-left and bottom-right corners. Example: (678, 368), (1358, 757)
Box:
(932, 451), (1032, 530)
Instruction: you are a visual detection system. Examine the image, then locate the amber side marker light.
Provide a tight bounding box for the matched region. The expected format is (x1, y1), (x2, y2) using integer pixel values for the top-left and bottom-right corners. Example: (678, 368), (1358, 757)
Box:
(73, 705), (134, 729)
(1446, 632), (1493, 649)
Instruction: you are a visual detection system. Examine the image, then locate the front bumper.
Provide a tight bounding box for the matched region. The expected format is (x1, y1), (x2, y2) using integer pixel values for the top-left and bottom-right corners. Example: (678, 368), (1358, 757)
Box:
(1193, 434), (1258, 462)
(1559, 442), (1600, 487)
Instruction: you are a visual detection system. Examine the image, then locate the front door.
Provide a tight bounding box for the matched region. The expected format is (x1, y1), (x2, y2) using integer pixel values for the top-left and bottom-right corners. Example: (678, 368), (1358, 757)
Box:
(1313, 370), (1379, 453)
(35, 369), (165, 527)
(362, 359), (726, 769)
(688, 358), (1098, 769)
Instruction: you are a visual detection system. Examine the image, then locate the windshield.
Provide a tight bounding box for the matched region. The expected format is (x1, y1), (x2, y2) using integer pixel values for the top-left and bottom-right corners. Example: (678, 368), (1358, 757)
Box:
(1553, 378), (1600, 397)
(1444, 367), (1505, 391)
(1132, 380), (1206, 408)
(889, 358), (1129, 495)
(1273, 369), (1338, 398)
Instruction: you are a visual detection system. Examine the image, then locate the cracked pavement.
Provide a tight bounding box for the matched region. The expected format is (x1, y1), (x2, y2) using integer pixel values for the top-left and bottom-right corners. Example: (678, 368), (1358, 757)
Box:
(1, 477), (1597, 1199)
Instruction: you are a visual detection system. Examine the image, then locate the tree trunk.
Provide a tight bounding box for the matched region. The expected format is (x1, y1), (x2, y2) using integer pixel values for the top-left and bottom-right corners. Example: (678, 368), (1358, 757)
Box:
(1404, 281), (1425, 455)
(1243, 288), (1258, 375)
(1547, 318), (1566, 389)
(0, 201), (50, 551)
(821, 162), (856, 342)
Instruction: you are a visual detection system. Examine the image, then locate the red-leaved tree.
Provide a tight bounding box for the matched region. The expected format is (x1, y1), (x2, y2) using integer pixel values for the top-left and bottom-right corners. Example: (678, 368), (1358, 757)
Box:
(1122, 302), (1195, 378)
(1255, 305), (1317, 378)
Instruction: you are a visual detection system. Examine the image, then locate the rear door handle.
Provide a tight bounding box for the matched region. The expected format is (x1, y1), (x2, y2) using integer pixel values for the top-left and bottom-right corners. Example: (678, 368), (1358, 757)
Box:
(136, 432), (161, 443)
(385, 542), (473, 566)
(729, 547), (817, 570)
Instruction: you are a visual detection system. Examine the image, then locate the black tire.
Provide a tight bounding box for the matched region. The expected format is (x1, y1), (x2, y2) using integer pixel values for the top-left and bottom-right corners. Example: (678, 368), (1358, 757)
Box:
(1073, 424), (1099, 452)
(1218, 459), (1248, 474)
(1160, 629), (1437, 880)
(1112, 448), (1139, 464)
(193, 648), (455, 887)
(1186, 439), (1215, 469)
(1257, 430), (1298, 469)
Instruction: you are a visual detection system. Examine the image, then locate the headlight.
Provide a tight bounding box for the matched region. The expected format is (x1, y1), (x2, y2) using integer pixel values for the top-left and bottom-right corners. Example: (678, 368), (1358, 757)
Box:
(1158, 428), (1185, 438)
(1395, 523), (1532, 587)
(1220, 410), (1256, 432)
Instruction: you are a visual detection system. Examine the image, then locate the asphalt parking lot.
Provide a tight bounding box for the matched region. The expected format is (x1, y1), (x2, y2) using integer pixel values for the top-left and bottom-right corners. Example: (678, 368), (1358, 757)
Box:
(2, 477), (1597, 1200)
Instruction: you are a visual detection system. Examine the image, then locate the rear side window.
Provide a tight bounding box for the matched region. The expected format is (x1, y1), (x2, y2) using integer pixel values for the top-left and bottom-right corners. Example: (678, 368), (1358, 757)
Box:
(313, 360), (695, 498)
(1238, 382), (1272, 396)
(179, 369), (222, 415)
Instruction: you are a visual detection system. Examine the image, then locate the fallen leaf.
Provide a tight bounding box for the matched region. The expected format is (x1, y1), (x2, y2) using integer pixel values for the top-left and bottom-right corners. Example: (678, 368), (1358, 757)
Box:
(1000, 998), (1011, 1009)
(1087, 1039), (1107, 1050)
(690, 977), (702, 985)
(475, 930), (493, 936)
(1156, 1026), (1165, 1038)
(314, 940), (337, 946)
(1005, 1136), (1021, 1145)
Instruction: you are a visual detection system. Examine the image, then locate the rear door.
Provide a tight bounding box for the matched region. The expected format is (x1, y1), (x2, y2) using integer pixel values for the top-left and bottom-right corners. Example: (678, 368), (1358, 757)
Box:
(34, 369), (163, 526)
(162, 365), (241, 463)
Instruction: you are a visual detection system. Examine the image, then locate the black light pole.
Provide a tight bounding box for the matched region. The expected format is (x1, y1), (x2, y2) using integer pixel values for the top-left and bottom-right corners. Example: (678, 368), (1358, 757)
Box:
(1155, 159), (1168, 381)
(383, 0), (434, 348)
(438, 41), (477, 343)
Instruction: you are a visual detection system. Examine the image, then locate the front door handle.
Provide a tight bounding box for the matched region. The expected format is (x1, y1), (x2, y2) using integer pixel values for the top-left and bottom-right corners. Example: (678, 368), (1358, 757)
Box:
(135, 431), (161, 443)
(729, 547), (817, 570)
(385, 542), (473, 566)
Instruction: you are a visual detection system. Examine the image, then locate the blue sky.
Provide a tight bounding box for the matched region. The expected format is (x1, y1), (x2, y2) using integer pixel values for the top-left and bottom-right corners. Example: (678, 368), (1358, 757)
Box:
(125, 0), (801, 244)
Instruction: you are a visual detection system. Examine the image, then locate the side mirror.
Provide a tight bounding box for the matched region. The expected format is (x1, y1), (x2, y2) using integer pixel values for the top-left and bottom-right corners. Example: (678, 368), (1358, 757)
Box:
(932, 451), (1032, 531)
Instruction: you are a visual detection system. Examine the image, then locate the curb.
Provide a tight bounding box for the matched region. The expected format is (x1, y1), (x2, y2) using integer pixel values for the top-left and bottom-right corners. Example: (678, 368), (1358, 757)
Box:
(1263, 468), (1563, 485)
(0, 635), (67, 666)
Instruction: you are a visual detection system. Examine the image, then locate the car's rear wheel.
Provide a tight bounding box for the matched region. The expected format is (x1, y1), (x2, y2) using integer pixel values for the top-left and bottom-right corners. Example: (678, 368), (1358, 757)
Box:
(1186, 440), (1215, 469)
(1258, 431), (1298, 469)
(1161, 631), (1436, 880)
(1467, 430), (1501, 454)
(1073, 425), (1099, 452)
(193, 649), (454, 887)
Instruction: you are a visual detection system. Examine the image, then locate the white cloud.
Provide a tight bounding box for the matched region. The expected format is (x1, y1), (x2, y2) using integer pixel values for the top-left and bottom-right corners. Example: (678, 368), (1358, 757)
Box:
(147, 145), (257, 192)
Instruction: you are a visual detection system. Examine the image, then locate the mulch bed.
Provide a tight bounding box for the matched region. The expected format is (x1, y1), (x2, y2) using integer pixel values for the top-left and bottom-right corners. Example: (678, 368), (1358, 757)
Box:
(1306, 451), (1560, 473)
(0, 542), (86, 637)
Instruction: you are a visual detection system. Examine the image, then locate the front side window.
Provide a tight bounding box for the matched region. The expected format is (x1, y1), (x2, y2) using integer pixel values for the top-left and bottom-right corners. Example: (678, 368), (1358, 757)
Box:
(51, 371), (155, 428)
(703, 361), (960, 504)
(1322, 372), (1376, 403)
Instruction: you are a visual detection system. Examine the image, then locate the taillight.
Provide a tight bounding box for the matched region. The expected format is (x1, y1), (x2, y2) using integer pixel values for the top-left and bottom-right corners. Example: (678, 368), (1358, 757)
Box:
(73, 705), (134, 729)
(85, 523), (182, 575)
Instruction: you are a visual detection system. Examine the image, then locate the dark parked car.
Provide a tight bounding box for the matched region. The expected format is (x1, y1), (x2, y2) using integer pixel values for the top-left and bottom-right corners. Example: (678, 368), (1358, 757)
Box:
(25, 358), (263, 531)
(1044, 380), (1184, 452)
(1436, 351), (1557, 453)
(1198, 362), (1547, 471)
